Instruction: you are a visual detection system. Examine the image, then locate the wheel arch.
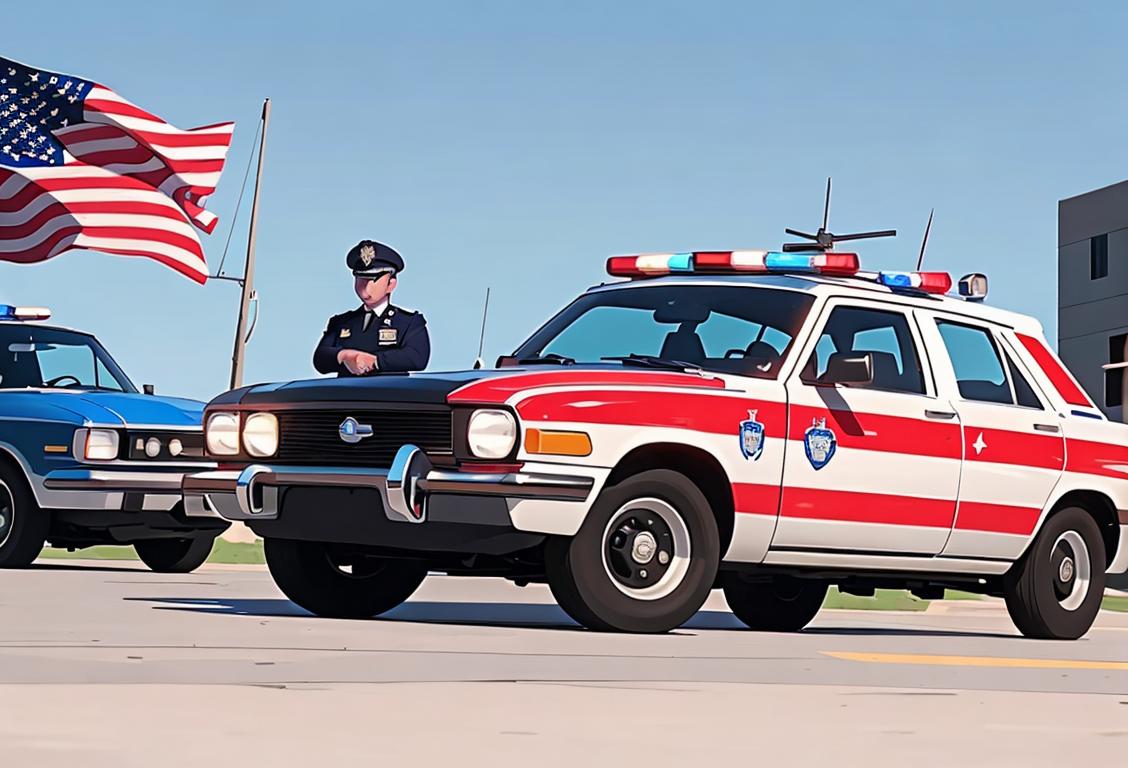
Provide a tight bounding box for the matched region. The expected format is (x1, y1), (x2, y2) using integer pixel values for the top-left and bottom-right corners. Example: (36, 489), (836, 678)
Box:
(0, 443), (39, 501)
(605, 442), (735, 555)
(1042, 488), (1119, 570)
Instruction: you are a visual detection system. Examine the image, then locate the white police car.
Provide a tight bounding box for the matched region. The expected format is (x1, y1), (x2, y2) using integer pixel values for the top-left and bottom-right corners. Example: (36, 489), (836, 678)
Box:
(0, 305), (226, 572)
(186, 251), (1128, 638)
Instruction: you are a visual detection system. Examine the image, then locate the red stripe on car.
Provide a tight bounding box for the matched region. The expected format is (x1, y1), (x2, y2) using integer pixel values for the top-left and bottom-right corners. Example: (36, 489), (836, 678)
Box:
(1015, 334), (1093, 407)
(954, 501), (1041, 536)
(448, 370), (727, 404)
(962, 426), (1064, 470)
(788, 404), (962, 460)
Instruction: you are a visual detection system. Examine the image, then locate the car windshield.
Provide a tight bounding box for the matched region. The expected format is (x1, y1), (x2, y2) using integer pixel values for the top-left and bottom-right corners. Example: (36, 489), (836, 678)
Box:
(0, 325), (136, 392)
(514, 284), (815, 378)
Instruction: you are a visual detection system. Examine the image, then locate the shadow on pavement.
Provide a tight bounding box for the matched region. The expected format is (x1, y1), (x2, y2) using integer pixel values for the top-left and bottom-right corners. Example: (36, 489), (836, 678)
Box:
(124, 596), (1011, 637)
(28, 562), (149, 574)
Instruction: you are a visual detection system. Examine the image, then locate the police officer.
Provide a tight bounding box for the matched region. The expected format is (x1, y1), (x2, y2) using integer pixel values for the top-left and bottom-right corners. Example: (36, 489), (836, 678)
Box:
(313, 240), (431, 376)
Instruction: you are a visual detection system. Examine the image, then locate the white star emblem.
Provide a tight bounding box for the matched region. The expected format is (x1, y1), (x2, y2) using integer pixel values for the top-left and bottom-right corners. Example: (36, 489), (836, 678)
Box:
(972, 432), (987, 455)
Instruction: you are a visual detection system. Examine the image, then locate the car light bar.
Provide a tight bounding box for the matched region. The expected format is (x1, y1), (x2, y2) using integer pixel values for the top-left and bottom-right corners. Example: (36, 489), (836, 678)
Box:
(0, 304), (52, 321)
(606, 251), (860, 278)
(877, 271), (953, 294)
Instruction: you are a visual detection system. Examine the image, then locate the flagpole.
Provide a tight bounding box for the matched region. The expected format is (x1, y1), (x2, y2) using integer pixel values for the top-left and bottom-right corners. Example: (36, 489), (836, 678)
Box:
(229, 98), (270, 390)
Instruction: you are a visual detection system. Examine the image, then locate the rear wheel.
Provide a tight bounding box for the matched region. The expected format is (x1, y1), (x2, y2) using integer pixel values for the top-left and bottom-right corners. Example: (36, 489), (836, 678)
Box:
(135, 536), (216, 573)
(0, 466), (48, 568)
(264, 538), (427, 619)
(545, 469), (719, 633)
(723, 573), (828, 631)
(1004, 506), (1105, 640)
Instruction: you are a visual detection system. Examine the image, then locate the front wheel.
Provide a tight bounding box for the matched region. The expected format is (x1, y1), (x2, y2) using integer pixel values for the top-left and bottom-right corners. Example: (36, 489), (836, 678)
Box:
(264, 538), (427, 619)
(135, 536), (216, 573)
(545, 469), (720, 633)
(0, 467), (49, 568)
(722, 573), (827, 631)
(1004, 506), (1106, 640)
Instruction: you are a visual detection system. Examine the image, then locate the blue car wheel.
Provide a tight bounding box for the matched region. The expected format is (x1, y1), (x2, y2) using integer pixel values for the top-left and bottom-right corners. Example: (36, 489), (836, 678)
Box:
(0, 465), (49, 568)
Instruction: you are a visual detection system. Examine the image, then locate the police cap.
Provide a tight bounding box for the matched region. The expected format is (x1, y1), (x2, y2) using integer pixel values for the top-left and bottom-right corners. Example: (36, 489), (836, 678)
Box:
(347, 240), (405, 278)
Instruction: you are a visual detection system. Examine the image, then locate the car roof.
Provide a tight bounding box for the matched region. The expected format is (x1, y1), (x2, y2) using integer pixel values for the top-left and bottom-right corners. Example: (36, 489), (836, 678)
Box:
(0, 320), (92, 336)
(585, 273), (1042, 335)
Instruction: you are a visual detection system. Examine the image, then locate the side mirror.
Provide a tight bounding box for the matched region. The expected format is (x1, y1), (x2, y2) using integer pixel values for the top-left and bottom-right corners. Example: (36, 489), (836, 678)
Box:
(958, 273), (988, 302)
(495, 355), (520, 368)
(821, 352), (874, 386)
(143, 384), (155, 395)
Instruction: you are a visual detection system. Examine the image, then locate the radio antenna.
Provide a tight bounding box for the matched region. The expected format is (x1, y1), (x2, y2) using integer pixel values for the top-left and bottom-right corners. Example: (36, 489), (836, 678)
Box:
(916, 208), (934, 271)
(784, 176), (897, 251)
(473, 286), (491, 369)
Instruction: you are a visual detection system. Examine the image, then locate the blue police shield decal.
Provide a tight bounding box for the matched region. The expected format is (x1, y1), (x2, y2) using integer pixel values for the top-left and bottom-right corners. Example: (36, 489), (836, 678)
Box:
(739, 409), (765, 461)
(803, 417), (837, 470)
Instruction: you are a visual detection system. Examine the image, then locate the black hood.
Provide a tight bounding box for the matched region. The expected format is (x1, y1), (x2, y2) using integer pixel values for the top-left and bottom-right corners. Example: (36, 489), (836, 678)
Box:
(209, 369), (510, 407)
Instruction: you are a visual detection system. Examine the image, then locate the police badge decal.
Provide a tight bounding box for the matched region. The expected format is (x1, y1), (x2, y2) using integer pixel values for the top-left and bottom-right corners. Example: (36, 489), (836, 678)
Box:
(803, 417), (837, 470)
(739, 409), (765, 461)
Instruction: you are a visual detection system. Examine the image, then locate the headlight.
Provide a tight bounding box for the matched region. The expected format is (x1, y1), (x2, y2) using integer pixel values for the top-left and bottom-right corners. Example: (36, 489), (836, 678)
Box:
(466, 409), (517, 460)
(144, 437), (162, 458)
(243, 412), (279, 458)
(74, 428), (120, 461)
(205, 412), (241, 456)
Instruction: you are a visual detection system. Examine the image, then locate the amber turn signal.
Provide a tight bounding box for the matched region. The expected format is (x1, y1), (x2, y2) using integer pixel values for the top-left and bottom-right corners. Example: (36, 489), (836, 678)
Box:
(524, 428), (592, 457)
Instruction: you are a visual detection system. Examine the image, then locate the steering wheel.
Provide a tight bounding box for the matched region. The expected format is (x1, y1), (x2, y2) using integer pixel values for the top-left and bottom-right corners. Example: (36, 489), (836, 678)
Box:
(45, 374), (82, 388)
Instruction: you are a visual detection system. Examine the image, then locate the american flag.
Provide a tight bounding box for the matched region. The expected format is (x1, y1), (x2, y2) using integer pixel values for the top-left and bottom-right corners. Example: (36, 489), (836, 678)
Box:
(0, 56), (234, 284)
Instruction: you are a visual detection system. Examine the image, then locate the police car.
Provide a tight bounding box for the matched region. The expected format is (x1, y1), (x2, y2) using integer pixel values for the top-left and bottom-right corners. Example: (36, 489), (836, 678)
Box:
(185, 251), (1128, 638)
(0, 305), (226, 571)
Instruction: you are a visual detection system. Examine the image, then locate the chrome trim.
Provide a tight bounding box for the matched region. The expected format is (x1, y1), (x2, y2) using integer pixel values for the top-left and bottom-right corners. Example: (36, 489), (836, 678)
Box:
(85, 423), (203, 432)
(183, 445), (595, 523)
(44, 468), (189, 493)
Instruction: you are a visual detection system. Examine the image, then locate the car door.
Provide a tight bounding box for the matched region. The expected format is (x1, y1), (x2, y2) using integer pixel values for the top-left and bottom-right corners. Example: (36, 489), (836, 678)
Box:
(773, 299), (964, 555)
(918, 313), (1066, 561)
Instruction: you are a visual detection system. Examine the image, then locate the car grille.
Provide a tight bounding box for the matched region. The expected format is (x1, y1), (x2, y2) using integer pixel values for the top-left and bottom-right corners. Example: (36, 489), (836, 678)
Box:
(274, 408), (453, 467)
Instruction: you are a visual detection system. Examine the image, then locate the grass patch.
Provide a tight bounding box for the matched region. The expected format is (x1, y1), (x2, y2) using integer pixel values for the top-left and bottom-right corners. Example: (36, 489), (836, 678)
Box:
(38, 538), (265, 565)
(1102, 595), (1128, 613)
(822, 588), (983, 611)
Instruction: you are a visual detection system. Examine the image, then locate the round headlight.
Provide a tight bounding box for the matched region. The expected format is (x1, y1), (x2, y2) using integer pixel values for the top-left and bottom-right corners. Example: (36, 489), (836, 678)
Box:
(466, 409), (517, 460)
(168, 438), (183, 457)
(205, 412), (241, 456)
(144, 437), (162, 458)
(243, 412), (279, 458)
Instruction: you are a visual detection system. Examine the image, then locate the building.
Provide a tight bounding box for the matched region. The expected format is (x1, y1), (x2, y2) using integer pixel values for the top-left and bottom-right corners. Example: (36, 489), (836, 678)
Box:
(1058, 180), (1128, 422)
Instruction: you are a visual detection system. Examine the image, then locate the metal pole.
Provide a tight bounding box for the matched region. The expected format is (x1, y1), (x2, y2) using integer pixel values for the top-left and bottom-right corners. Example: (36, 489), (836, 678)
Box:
(229, 98), (270, 390)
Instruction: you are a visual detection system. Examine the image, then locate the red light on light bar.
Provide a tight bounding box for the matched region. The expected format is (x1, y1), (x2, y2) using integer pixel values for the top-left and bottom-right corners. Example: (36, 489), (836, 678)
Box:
(816, 253), (861, 276)
(917, 272), (953, 294)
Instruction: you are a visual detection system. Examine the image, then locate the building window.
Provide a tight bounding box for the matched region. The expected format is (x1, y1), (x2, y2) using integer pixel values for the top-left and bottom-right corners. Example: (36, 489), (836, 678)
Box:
(1091, 234), (1109, 279)
(1106, 333), (1127, 408)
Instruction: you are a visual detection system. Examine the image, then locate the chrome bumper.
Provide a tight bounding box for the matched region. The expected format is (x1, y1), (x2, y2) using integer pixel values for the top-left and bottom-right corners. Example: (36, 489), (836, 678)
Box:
(182, 444), (594, 524)
(45, 468), (192, 493)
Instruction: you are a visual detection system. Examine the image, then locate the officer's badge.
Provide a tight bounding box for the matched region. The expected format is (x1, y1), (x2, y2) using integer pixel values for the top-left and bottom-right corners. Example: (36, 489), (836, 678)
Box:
(803, 417), (837, 470)
(339, 328), (351, 338)
(359, 243), (376, 267)
(378, 328), (398, 344)
(739, 409), (764, 461)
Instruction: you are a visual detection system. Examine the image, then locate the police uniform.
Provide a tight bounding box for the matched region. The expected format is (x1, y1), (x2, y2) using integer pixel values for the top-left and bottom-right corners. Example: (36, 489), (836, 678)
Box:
(313, 240), (431, 376)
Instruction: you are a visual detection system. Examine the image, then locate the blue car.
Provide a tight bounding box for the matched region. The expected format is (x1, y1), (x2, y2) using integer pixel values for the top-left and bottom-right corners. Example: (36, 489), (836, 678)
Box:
(0, 305), (227, 571)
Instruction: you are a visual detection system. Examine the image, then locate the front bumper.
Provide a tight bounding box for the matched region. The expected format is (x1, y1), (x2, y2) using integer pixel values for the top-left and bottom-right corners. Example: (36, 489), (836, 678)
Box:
(182, 445), (596, 550)
(44, 466), (221, 517)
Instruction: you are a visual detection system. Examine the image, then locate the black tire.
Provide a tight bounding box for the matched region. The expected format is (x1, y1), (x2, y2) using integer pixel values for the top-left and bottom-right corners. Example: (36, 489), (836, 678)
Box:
(722, 573), (827, 631)
(545, 469), (720, 633)
(1004, 506), (1106, 640)
(0, 464), (49, 568)
(135, 536), (216, 573)
(264, 538), (427, 619)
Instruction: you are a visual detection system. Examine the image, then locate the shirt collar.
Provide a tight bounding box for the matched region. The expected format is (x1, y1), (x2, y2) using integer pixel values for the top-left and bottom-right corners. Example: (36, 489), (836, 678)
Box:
(364, 299), (390, 317)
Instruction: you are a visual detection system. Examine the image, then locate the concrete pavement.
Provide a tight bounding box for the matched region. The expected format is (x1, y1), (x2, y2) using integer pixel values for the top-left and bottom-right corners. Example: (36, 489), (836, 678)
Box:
(1, 560), (1126, 766)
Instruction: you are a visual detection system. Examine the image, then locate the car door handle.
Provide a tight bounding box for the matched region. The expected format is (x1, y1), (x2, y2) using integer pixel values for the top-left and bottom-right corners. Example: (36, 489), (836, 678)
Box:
(924, 409), (957, 420)
(1033, 423), (1061, 433)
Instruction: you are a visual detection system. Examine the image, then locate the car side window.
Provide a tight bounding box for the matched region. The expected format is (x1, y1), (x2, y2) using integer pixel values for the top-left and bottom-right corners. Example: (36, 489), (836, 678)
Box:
(802, 306), (926, 395)
(936, 321), (1016, 405)
(1003, 347), (1043, 409)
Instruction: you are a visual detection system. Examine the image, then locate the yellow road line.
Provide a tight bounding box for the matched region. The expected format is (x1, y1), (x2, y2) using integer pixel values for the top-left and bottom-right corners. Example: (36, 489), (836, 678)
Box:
(823, 651), (1128, 671)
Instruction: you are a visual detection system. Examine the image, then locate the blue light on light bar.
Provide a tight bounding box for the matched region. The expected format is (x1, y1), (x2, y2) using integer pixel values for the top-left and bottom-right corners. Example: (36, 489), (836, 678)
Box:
(764, 252), (818, 272)
(879, 272), (914, 288)
(669, 253), (694, 272)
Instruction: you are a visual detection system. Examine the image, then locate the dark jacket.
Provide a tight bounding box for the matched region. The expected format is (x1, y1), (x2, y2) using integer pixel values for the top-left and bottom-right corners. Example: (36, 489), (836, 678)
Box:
(313, 304), (430, 376)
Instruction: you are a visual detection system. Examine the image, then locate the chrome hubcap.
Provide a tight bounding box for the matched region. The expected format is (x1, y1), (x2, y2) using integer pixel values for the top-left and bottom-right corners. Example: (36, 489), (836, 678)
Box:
(1051, 531), (1091, 612)
(602, 498), (691, 602)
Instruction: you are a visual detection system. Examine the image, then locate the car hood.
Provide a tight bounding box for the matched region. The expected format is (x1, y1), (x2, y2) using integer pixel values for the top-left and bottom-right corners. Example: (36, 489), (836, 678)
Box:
(33, 391), (205, 427)
(210, 365), (726, 408)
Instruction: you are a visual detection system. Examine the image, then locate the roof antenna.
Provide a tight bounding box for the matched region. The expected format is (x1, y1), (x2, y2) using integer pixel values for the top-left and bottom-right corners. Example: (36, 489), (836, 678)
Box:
(916, 208), (934, 271)
(472, 286), (491, 369)
(784, 177), (897, 251)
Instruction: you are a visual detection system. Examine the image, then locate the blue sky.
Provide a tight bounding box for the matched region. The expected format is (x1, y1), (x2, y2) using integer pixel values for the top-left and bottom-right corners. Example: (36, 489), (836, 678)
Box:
(2, 0), (1126, 401)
